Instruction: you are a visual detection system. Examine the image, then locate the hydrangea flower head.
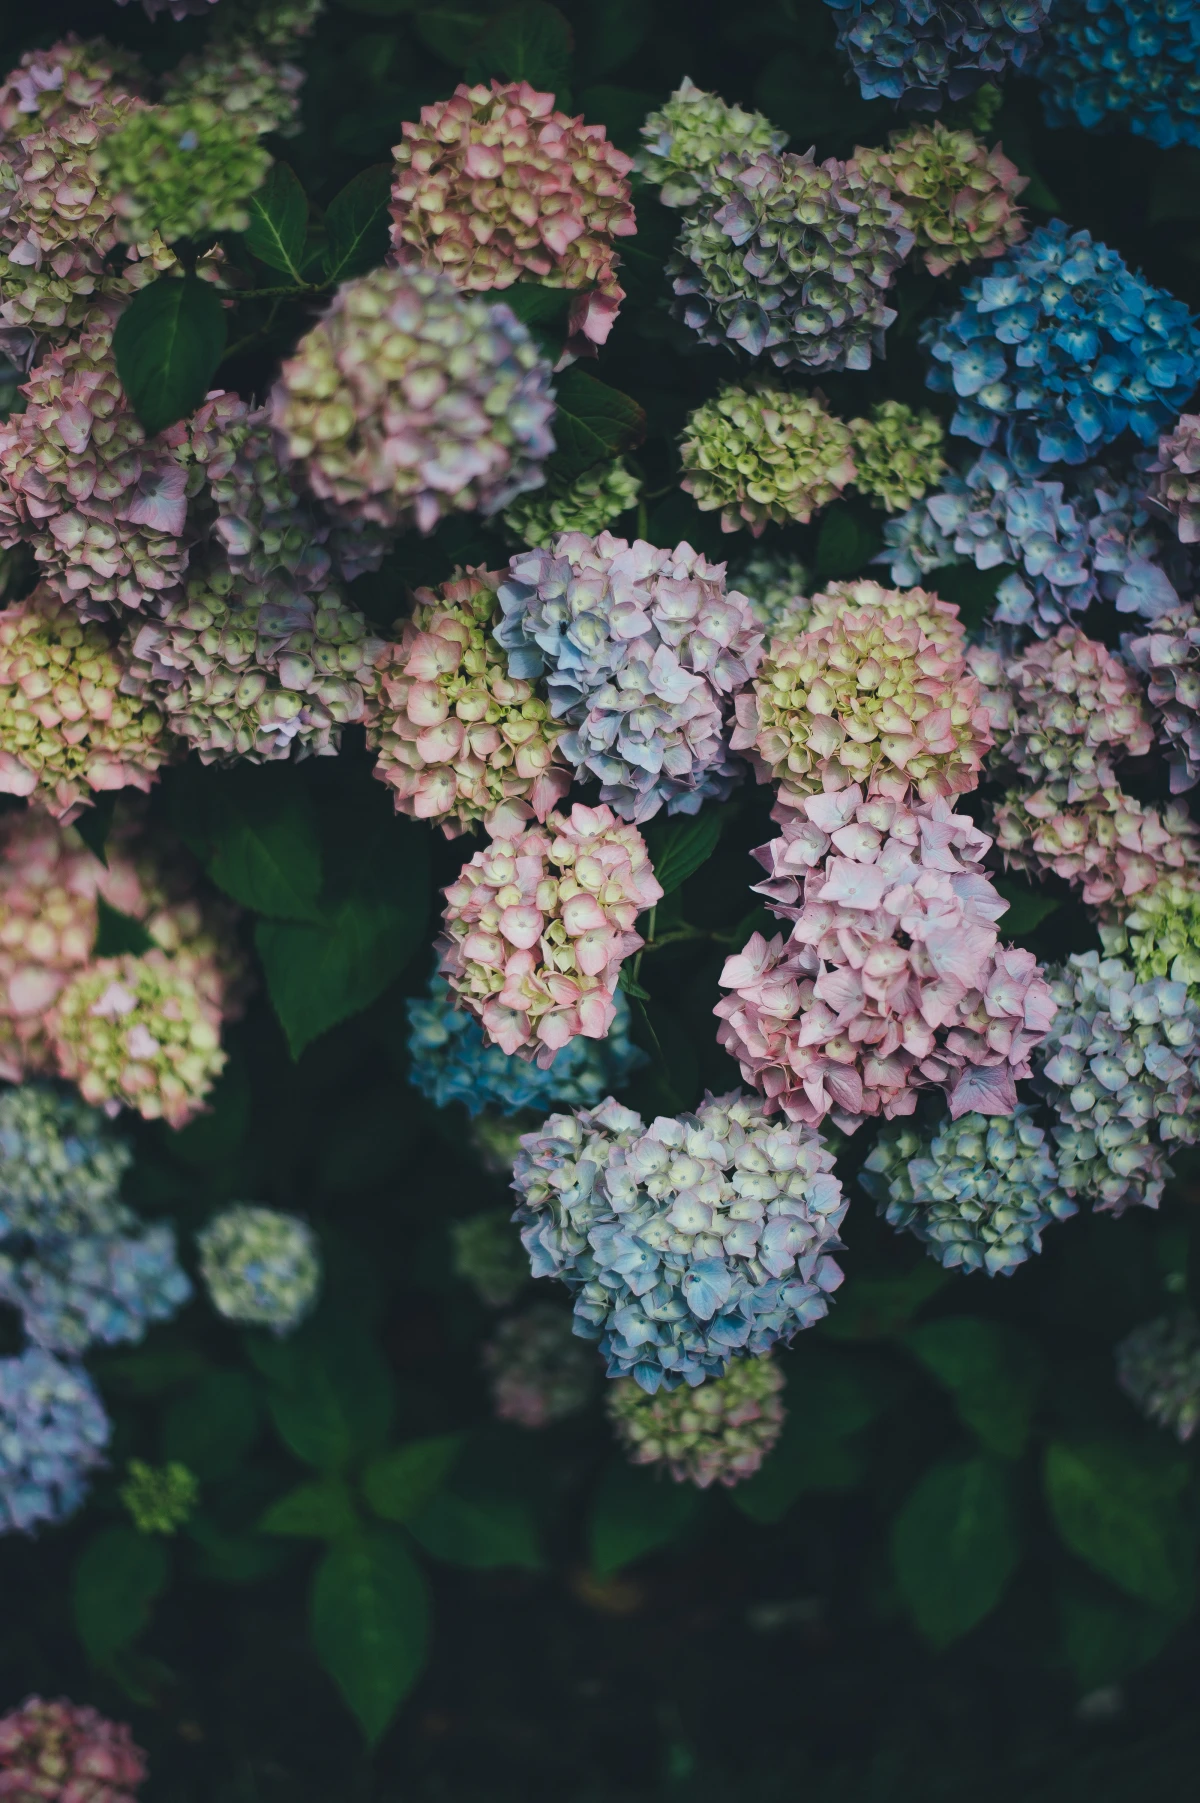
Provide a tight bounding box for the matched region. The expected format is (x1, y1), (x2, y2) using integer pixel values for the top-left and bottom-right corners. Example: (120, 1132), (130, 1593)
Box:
(825, 0), (1053, 109)
(922, 221), (1200, 467)
(728, 549), (812, 643)
(163, 30), (306, 139)
(730, 594), (990, 809)
(497, 532), (763, 820)
(635, 78), (786, 210)
(96, 100), (272, 243)
(407, 975), (644, 1115)
(0, 814), (106, 1084)
(451, 1208), (529, 1308)
(853, 122), (1027, 274)
(1116, 1311), (1200, 1442)
(437, 801), (662, 1065)
(670, 148), (913, 373)
(1099, 874), (1200, 995)
(0, 1350), (110, 1532)
(483, 1302), (598, 1428)
(717, 786), (1056, 1130)
(389, 81), (635, 356)
(271, 266), (556, 536)
(800, 578), (966, 659)
(1149, 414), (1200, 545)
(120, 1458), (198, 1535)
(992, 624), (1154, 799)
(197, 1204), (321, 1335)
(992, 786), (1200, 909)
(861, 1106), (1075, 1274)
(0, 1698), (145, 1803)
(606, 1350), (785, 1487)
(0, 37), (143, 138)
(847, 402), (946, 513)
(367, 565), (569, 835)
(502, 458), (640, 549)
(1038, 0), (1200, 151)
(512, 1091), (847, 1390)
(0, 1085), (131, 1241)
(679, 387), (857, 535)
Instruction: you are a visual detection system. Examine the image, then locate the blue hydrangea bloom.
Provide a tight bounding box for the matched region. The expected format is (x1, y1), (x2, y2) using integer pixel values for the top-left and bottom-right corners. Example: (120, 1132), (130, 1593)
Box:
(0, 1349), (110, 1533)
(0, 1085), (131, 1240)
(824, 0), (1053, 109)
(879, 449), (1186, 633)
(1039, 1), (1200, 151)
(0, 1227), (192, 1357)
(407, 977), (645, 1117)
(922, 221), (1200, 468)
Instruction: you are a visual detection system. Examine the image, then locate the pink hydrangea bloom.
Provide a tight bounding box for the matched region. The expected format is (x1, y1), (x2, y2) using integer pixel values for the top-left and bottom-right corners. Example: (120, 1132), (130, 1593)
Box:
(992, 785), (1200, 908)
(715, 785), (1056, 1131)
(0, 38), (142, 139)
(437, 801), (662, 1065)
(1125, 604), (1200, 795)
(1149, 412), (1200, 545)
(0, 1696), (146, 1803)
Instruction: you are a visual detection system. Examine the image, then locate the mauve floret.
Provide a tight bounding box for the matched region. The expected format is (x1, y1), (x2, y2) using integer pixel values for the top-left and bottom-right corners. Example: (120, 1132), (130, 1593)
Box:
(679, 386), (857, 535)
(1149, 414), (1200, 545)
(497, 532), (763, 821)
(0, 1351), (110, 1533)
(992, 624), (1154, 800)
(196, 1203), (321, 1335)
(436, 800), (663, 1066)
(606, 1350), (785, 1488)
(0, 1085), (131, 1241)
(451, 1208), (529, 1308)
(1116, 1311), (1200, 1443)
(635, 78), (786, 210)
(1036, 951), (1200, 1213)
(0, 1697), (145, 1803)
(730, 596), (991, 809)
(991, 785), (1200, 909)
(728, 549), (812, 643)
(1124, 604), (1200, 794)
(390, 80), (635, 358)
(502, 458), (641, 549)
(512, 1090), (847, 1390)
(670, 147), (913, 373)
(861, 1106), (1075, 1275)
(366, 565), (569, 835)
(824, 0), (1052, 110)
(271, 265), (556, 537)
(0, 1224), (191, 1357)
(95, 99), (272, 243)
(0, 585), (169, 820)
(847, 401), (946, 514)
(200, 402), (341, 596)
(0, 37), (143, 138)
(718, 785), (1055, 1130)
(483, 1302), (597, 1428)
(853, 122), (1027, 275)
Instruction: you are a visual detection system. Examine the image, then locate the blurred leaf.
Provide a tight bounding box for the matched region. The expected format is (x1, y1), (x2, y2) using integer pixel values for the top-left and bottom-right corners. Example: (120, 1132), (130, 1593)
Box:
(1056, 1572), (1184, 1693)
(260, 1477), (359, 1539)
(577, 84), (658, 153)
(643, 810), (724, 897)
(187, 1517), (293, 1585)
(904, 1318), (1043, 1459)
(97, 1344), (209, 1397)
(412, 6), (489, 60)
(547, 369), (646, 484)
(1044, 1440), (1194, 1610)
(113, 276), (227, 438)
(244, 162), (309, 279)
(589, 1458), (701, 1578)
(821, 1262), (950, 1341)
(815, 504), (877, 579)
(74, 1527), (169, 1665)
(465, 3), (573, 92)
(93, 897), (155, 959)
(74, 791), (116, 865)
(162, 1371), (260, 1482)
(626, 994), (699, 1116)
(257, 1316), (395, 1473)
(310, 1529), (429, 1743)
(572, 0), (648, 80)
(733, 1350), (883, 1524)
(408, 1489), (544, 1570)
(992, 875), (1061, 941)
(323, 166), (392, 285)
(891, 1456), (1023, 1647)
(171, 763), (324, 922)
(754, 50), (880, 145)
(165, 1043), (252, 1167)
(363, 1435), (464, 1523)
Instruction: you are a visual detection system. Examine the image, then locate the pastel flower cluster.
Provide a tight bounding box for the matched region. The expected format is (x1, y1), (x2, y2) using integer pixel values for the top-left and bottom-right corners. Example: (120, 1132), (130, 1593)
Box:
(95, 98), (272, 243)
(389, 81), (635, 356)
(1038, 0), (1200, 151)
(824, 0), (1053, 109)
(717, 786), (1055, 1131)
(636, 79), (786, 210)
(983, 624), (1154, 799)
(512, 1091), (847, 1390)
(1116, 1310), (1200, 1442)
(728, 549), (812, 642)
(196, 1204), (322, 1335)
(847, 401), (947, 514)
(436, 802), (662, 1065)
(0, 1349), (109, 1532)
(502, 458), (641, 550)
(406, 976), (644, 1117)
(852, 122), (1028, 275)
(861, 1106), (1075, 1274)
(0, 37), (140, 139)
(922, 221), (1200, 467)
(1099, 875), (1200, 994)
(366, 566), (568, 835)
(0, 1698), (145, 1803)
(606, 1350), (785, 1487)
(498, 532), (762, 821)
(0, 1084), (131, 1239)
(1150, 413), (1200, 545)
(483, 1302), (597, 1428)
(679, 387), (858, 535)
(991, 783), (1200, 909)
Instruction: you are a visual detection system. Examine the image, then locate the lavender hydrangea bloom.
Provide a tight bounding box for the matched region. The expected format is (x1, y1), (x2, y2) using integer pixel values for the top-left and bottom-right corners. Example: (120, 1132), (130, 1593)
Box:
(407, 977), (645, 1117)
(1039, 1), (1200, 151)
(511, 1092), (847, 1392)
(879, 450), (1185, 633)
(825, 1), (1053, 109)
(0, 1349), (110, 1533)
(921, 221), (1200, 469)
(0, 1227), (191, 1356)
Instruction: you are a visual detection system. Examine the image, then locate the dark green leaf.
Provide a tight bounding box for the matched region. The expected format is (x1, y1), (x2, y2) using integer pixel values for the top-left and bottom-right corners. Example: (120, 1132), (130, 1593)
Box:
(97, 1345), (209, 1397)
(93, 896), (155, 959)
(164, 1043), (252, 1167)
(258, 1316), (395, 1472)
(412, 7), (489, 61)
(1056, 1572), (1183, 1693)
(310, 1529), (429, 1743)
(576, 84), (660, 154)
(733, 1349), (883, 1524)
(572, 0), (648, 80)
(177, 765), (324, 922)
(891, 1457), (1023, 1647)
(547, 369), (646, 484)
(363, 1436), (464, 1523)
(465, 3), (574, 93)
(74, 1526), (169, 1664)
(589, 1458), (701, 1578)
(815, 504), (877, 580)
(113, 277), (227, 438)
(992, 875), (1062, 941)
(1044, 1440), (1194, 1610)
(407, 1489), (544, 1570)
(904, 1318), (1043, 1459)
(161, 1370), (260, 1482)
(244, 162), (309, 279)
(260, 1477), (359, 1539)
(643, 810), (724, 897)
(821, 1262), (950, 1341)
(187, 1516), (293, 1586)
(626, 994), (699, 1116)
(323, 166), (393, 285)
(73, 791), (117, 865)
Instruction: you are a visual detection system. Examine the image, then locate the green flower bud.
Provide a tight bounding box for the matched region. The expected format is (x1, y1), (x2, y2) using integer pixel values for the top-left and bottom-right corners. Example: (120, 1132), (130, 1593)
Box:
(120, 1459), (198, 1535)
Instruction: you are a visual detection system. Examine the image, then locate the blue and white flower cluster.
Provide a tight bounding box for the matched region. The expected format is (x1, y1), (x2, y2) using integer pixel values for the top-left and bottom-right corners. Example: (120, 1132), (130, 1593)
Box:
(824, 0), (1053, 109)
(1039, 0), (1200, 151)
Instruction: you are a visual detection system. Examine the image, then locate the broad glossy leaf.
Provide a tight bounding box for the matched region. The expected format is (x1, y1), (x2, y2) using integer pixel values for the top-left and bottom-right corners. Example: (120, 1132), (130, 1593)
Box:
(573, 0), (648, 80)
(74, 1526), (169, 1664)
(171, 764), (325, 923)
(1044, 1440), (1194, 1610)
(590, 1459), (701, 1578)
(260, 1476), (359, 1539)
(821, 1262), (949, 1341)
(259, 1317), (395, 1473)
(643, 810), (724, 897)
(892, 1457), (1023, 1646)
(310, 1529), (429, 1743)
(1056, 1572), (1183, 1693)
(408, 1489), (543, 1570)
(992, 875), (1062, 940)
(905, 1318), (1043, 1459)
(162, 1370), (260, 1481)
(363, 1436), (464, 1523)
(547, 369), (646, 484)
(93, 897), (155, 959)
(323, 166), (393, 284)
(411, 6), (488, 61)
(244, 162), (308, 278)
(465, 2), (573, 92)
(733, 1349), (883, 1524)
(113, 276), (227, 437)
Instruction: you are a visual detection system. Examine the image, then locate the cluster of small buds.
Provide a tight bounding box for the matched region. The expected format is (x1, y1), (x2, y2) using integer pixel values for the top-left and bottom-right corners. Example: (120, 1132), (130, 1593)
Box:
(991, 785), (1200, 910)
(483, 1303), (598, 1429)
(1149, 414), (1200, 545)
(95, 99), (272, 243)
(0, 1084), (131, 1240)
(502, 458), (641, 549)
(635, 78), (786, 210)
(852, 123), (1028, 275)
(0, 37), (143, 138)
(0, 585), (170, 820)
(120, 1458), (199, 1535)
(366, 566), (569, 835)
(451, 1208), (529, 1309)
(0, 1697), (145, 1802)
(679, 387), (857, 535)
(0, 1350), (110, 1532)
(847, 402), (947, 514)
(984, 624), (1154, 800)
(163, 28), (307, 139)
(513, 1091), (847, 1390)
(437, 801), (662, 1066)
(389, 80), (636, 356)
(861, 1107), (1076, 1275)
(728, 550), (812, 643)
(1124, 604), (1200, 794)
(606, 1351), (785, 1488)
(717, 786), (1055, 1131)
(1115, 1311), (1200, 1442)
(271, 265), (557, 537)
(196, 1204), (322, 1335)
